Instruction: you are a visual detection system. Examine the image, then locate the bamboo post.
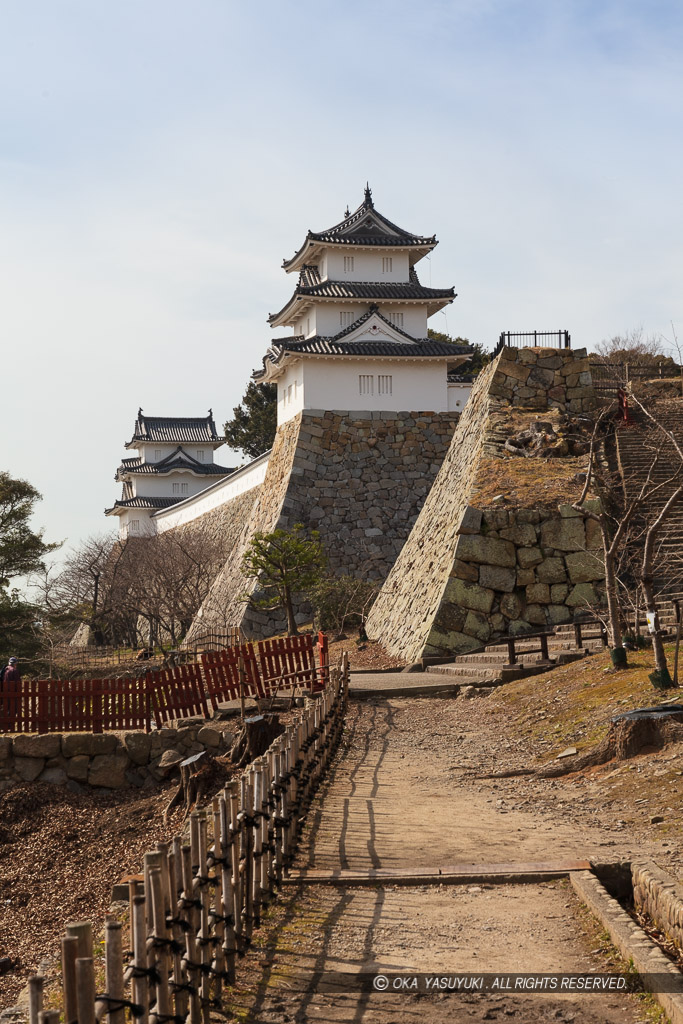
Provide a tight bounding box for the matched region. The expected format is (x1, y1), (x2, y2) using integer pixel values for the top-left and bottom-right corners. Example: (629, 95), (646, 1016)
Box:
(75, 959), (96, 1024)
(218, 793), (237, 983)
(239, 774), (254, 945)
(129, 895), (149, 1024)
(228, 782), (243, 954)
(61, 935), (79, 1024)
(149, 867), (172, 1024)
(181, 844), (202, 1024)
(210, 797), (228, 998)
(168, 840), (187, 1021)
(195, 813), (212, 1024)
(65, 920), (93, 959)
(251, 766), (262, 928)
(28, 975), (44, 1024)
(100, 917), (125, 1024)
(258, 760), (270, 909)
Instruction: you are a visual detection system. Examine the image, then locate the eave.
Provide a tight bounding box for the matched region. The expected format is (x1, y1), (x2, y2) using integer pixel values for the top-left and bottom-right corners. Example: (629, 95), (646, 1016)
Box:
(269, 291), (455, 329)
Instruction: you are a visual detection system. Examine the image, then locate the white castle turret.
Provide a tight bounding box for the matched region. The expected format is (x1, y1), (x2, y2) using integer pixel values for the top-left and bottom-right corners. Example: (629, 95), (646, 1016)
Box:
(256, 185), (471, 419)
(105, 410), (234, 537)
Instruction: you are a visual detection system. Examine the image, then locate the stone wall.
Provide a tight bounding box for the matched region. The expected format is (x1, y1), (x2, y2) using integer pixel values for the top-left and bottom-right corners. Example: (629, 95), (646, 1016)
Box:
(187, 408), (458, 640)
(632, 860), (683, 952)
(366, 347), (601, 663)
(0, 720), (235, 794)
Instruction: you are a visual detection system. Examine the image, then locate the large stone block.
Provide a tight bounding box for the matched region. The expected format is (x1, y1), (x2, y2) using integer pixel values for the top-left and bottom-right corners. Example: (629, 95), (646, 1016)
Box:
(435, 604), (466, 633)
(463, 610), (491, 641)
(517, 547), (543, 569)
(497, 360), (531, 383)
(0, 737), (11, 761)
(458, 505), (483, 536)
(536, 557), (567, 584)
(425, 628), (481, 656)
(62, 734), (118, 757)
(500, 593), (522, 620)
(550, 583), (569, 603)
(516, 569), (536, 586)
(565, 551), (604, 583)
(585, 519), (602, 550)
(14, 757), (44, 781)
(528, 366), (555, 389)
(124, 732), (152, 766)
(443, 577), (495, 614)
(88, 753), (130, 789)
(39, 767), (67, 785)
(13, 734), (61, 758)
(450, 558), (479, 583)
(67, 755), (90, 782)
(526, 583), (550, 604)
(548, 604), (572, 624)
(501, 523), (537, 547)
(198, 725), (222, 749)
(566, 583), (598, 608)
(509, 619), (534, 635)
(526, 604), (548, 626)
(455, 534), (516, 568)
(479, 564), (517, 592)
(540, 518), (586, 552)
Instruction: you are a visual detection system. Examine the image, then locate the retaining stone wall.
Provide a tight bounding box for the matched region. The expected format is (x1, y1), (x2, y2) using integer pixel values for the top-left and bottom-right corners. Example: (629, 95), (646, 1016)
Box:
(632, 860), (683, 951)
(366, 347), (600, 662)
(187, 409), (458, 640)
(0, 720), (234, 794)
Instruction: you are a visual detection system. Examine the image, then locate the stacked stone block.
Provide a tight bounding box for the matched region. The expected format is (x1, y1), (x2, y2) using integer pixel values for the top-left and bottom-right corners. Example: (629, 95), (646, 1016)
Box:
(367, 347), (602, 663)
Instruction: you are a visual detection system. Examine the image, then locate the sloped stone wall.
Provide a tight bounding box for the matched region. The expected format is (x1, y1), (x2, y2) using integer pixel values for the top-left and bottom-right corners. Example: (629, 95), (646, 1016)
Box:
(187, 409), (458, 640)
(366, 347), (600, 662)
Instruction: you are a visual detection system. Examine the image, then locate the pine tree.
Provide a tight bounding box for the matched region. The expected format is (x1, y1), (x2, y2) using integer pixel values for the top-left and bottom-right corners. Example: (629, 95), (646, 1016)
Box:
(224, 381), (277, 459)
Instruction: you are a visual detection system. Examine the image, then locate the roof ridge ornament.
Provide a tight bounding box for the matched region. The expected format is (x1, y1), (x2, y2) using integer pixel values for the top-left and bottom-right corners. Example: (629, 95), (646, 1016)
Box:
(344, 205), (350, 218)
(364, 182), (373, 207)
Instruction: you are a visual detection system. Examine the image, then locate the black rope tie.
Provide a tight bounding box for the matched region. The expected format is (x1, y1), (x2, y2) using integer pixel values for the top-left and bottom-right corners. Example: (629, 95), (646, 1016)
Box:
(150, 936), (184, 955)
(179, 895), (203, 911)
(208, 909), (235, 926)
(182, 958), (213, 976)
(151, 1013), (185, 1024)
(97, 995), (145, 1018)
(206, 851), (231, 869)
(170, 980), (197, 996)
(166, 915), (191, 933)
(127, 964), (162, 984)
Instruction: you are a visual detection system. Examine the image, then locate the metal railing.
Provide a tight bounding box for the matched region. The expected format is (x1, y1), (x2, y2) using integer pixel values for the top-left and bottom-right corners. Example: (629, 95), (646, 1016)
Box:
(492, 330), (571, 359)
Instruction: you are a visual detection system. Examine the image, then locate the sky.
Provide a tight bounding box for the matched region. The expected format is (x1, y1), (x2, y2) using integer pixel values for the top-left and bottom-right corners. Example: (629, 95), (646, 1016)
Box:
(2, 0), (683, 568)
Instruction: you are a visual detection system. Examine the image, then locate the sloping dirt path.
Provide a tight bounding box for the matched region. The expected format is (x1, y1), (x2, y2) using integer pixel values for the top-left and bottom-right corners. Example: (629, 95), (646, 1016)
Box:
(229, 699), (663, 1023)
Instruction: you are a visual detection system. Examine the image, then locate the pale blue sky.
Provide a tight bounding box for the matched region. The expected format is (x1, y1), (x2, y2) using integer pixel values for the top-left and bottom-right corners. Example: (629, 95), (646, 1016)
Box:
(2, 0), (682, 563)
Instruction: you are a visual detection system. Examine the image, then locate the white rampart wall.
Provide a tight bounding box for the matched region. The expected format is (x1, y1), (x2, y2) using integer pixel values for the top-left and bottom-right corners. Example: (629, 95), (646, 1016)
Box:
(447, 382), (473, 412)
(152, 452), (270, 532)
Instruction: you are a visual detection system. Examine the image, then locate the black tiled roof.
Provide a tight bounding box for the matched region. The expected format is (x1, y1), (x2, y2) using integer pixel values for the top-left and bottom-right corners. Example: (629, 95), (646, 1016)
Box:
(255, 307), (471, 380)
(447, 373), (476, 383)
(269, 277), (455, 326)
(283, 187), (437, 269)
(105, 496), (180, 514)
(126, 409), (221, 446)
(117, 446), (234, 479)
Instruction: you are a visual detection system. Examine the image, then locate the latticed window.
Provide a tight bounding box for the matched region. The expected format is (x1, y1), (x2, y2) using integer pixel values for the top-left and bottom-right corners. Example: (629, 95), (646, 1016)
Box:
(129, 519), (140, 533)
(196, 450), (205, 462)
(359, 374), (374, 396)
(378, 375), (393, 395)
(387, 312), (404, 328)
(340, 311), (355, 328)
(173, 482), (189, 496)
(382, 257), (393, 273)
(343, 256), (354, 272)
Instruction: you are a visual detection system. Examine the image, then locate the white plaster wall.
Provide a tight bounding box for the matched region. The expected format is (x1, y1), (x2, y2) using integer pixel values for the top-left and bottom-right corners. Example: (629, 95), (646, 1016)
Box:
(291, 308), (317, 337)
(133, 473), (220, 499)
(277, 363), (305, 425)
(324, 249), (410, 282)
(447, 382), (473, 412)
(310, 303), (427, 338)
(118, 509), (155, 539)
(135, 443), (225, 464)
(154, 453), (270, 532)
(293, 358), (449, 414)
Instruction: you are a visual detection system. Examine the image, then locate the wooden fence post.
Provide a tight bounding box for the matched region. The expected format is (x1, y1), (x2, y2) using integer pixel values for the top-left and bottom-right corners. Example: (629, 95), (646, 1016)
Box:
(28, 975), (44, 1024)
(61, 935), (79, 1024)
(75, 959), (96, 1024)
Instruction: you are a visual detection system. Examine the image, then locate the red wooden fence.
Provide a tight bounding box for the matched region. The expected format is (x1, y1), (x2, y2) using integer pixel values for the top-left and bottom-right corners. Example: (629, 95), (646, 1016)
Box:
(0, 633), (330, 734)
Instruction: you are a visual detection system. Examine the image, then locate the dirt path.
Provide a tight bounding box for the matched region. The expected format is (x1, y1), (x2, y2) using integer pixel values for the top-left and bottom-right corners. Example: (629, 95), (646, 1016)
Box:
(230, 698), (667, 1023)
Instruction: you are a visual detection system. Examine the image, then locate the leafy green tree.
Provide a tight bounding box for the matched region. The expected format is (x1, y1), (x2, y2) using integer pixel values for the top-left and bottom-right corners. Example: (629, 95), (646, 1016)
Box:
(0, 472), (59, 589)
(224, 381), (277, 459)
(427, 329), (488, 374)
(241, 524), (327, 635)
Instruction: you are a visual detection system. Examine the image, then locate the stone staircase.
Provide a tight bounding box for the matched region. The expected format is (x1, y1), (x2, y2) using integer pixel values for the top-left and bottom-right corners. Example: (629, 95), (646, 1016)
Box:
(615, 399), (683, 600)
(430, 625), (606, 689)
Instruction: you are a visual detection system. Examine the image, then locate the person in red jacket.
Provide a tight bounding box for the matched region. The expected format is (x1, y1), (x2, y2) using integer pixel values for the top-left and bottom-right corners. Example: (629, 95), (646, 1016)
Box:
(3, 657), (20, 684)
